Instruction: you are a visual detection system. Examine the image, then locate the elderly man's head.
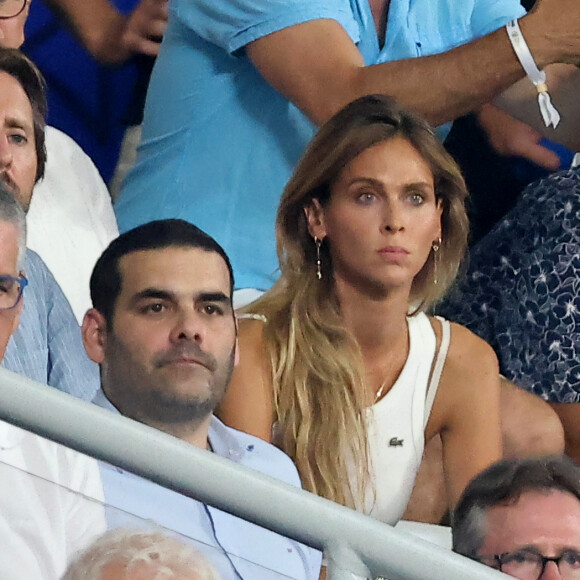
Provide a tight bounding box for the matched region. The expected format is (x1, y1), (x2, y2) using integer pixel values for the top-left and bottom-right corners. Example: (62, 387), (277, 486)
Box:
(0, 181), (26, 359)
(0, 0), (29, 49)
(453, 455), (580, 580)
(0, 48), (47, 210)
(62, 528), (220, 580)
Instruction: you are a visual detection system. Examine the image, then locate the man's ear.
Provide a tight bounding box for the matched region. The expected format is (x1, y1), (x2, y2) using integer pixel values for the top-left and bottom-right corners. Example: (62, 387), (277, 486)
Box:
(304, 199), (327, 240)
(82, 309), (108, 364)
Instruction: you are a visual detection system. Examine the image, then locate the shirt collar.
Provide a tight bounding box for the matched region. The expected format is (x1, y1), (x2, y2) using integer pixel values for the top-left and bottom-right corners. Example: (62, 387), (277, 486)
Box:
(92, 388), (245, 463)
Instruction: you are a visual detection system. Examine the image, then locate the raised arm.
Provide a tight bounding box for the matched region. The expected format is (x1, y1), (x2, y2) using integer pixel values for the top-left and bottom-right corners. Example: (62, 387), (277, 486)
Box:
(43, 0), (168, 64)
(247, 0), (580, 128)
(426, 323), (502, 509)
(217, 318), (276, 442)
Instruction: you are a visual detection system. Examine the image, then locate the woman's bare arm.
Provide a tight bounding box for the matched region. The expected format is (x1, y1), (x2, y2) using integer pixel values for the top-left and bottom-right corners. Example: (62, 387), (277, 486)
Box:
(216, 318), (276, 442)
(426, 322), (502, 509)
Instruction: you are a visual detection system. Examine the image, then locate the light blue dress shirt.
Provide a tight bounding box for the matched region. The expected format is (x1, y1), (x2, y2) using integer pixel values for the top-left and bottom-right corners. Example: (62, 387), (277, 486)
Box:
(117, 0), (524, 291)
(3, 250), (99, 401)
(93, 389), (321, 580)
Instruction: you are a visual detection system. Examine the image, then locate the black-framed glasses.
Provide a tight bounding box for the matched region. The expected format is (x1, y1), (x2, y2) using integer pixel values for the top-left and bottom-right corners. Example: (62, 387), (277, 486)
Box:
(480, 548), (580, 580)
(0, 0), (27, 20)
(0, 275), (27, 310)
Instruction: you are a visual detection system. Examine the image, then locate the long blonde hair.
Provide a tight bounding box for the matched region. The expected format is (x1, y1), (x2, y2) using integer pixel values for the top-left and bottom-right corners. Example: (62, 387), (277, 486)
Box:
(244, 95), (469, 508)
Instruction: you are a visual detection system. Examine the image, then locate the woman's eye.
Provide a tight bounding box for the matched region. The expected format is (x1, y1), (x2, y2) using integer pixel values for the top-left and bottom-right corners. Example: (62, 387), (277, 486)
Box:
(356, 192), (376, 205)
(408, 193), (425, 205)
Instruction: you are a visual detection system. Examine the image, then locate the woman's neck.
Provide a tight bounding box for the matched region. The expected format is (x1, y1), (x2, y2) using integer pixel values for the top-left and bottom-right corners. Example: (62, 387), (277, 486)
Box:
(336, 278), (409, 355)
(336, 279), (411, 403)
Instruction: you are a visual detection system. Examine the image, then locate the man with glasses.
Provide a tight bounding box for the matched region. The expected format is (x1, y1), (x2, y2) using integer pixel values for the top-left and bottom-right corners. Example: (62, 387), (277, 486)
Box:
(453, 455), (580, 580)
(0, 181), (105, 578)
(0, 0), (29, 47)
(0, 47), (99, 400)
(0, 180), (26, 354)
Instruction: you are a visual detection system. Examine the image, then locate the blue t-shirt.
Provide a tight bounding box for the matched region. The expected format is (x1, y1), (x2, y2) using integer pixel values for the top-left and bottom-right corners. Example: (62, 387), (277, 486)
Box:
(117, 0), (524, 290)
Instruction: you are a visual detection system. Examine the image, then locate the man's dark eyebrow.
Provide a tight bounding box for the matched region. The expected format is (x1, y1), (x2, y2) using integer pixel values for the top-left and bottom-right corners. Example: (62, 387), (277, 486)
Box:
(198, 292), (231, 305)
(129, 289), (231, 306)
(130, 288), (175, 305)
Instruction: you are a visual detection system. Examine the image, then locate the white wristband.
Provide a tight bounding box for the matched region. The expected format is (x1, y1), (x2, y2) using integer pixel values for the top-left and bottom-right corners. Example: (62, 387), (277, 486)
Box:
(506, 19), (560, 129)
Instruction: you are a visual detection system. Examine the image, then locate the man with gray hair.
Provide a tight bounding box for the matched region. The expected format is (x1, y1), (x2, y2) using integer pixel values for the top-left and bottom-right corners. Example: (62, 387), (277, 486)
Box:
(0, 181), (105, 578)
(0, 182), (27, 354)
(452, 455), (580, 580)
(63, 528), (220, 580)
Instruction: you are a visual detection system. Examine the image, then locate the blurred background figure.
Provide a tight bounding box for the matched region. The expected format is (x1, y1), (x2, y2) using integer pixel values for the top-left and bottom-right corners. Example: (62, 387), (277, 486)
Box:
(23, 0), (167, 185)
(0, 0), (122, 321)
(63, 528), (220, 580)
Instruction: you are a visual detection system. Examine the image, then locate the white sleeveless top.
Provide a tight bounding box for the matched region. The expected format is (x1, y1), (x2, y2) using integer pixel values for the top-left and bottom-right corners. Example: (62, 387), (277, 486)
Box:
(361, 312), (450, 524)
(241, 311), (451, 524)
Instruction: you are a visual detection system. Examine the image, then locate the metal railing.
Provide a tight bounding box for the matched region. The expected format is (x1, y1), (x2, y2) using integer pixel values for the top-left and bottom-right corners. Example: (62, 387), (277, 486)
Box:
(0, 367), (507, 579)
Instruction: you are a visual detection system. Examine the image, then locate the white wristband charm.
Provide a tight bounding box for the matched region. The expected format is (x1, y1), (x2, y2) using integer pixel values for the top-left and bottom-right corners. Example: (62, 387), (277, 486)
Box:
(506, 19), (561, 129)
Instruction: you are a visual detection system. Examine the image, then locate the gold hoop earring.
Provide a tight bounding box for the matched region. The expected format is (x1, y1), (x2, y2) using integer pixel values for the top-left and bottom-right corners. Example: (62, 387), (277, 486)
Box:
(432, 238), (441, 285)
(314, 236), (323, 280)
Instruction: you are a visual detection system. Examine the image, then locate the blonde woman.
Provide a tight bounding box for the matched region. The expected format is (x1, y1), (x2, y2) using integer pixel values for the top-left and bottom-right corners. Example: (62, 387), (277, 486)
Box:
(218, 95), (501, 523)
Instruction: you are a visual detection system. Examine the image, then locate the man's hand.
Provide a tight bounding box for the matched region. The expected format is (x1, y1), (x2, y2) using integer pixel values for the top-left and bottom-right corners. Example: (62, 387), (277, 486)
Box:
(477, 104), (561, 170)
(112, 0), (168, 63)
(45, 0), (169, 65)
(521, 0), (580, 67)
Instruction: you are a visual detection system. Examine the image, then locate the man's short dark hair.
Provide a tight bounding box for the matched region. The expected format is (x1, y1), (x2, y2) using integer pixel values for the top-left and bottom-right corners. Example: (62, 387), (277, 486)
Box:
(452, 455), (580, 559)
(90, 219), (235, 325)
(0, 48), (47, 183)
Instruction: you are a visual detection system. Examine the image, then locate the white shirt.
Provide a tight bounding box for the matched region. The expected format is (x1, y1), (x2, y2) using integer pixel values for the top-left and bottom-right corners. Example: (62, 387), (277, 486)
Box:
(0, 421), (105, 579)
(27, 127), (119, 323)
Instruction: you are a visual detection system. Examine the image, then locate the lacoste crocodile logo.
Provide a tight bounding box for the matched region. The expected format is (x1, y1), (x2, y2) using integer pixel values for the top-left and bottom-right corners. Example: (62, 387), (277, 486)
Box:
(389, 437), (404, 447)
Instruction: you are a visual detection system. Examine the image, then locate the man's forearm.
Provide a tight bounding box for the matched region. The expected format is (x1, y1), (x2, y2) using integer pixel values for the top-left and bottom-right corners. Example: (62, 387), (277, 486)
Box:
(42, 0), (124, 61)
(41, 0), (167, 64)
(354, 27), (526, 127)
(248, 0), (580, 128)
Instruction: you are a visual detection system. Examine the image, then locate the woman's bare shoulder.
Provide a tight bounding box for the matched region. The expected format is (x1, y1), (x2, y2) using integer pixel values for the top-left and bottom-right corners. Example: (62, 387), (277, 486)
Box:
(431, 316), (498, 374)
(237, 315), (267, 350)
(217, 315), (274, 441)
(446, 321), (498, 370)
(428, 317), (500, 418)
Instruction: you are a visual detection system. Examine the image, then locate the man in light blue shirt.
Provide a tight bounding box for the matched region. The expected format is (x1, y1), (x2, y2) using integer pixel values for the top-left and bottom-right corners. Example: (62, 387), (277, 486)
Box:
(117, 0), (580, 291)
(0, 48), (99, 401)
(82, 219), (321, 580)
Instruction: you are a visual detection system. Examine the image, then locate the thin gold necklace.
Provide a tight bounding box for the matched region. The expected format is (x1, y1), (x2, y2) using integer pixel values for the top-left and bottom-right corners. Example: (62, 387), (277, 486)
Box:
(374, 379), (388, 402)
(373, 328), (409, 403)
